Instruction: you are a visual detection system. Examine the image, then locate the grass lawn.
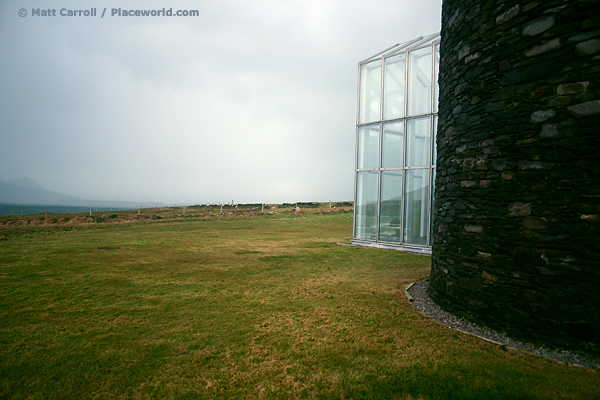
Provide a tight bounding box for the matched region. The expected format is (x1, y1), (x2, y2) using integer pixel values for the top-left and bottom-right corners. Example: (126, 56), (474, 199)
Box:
(0, 211), (598, 399)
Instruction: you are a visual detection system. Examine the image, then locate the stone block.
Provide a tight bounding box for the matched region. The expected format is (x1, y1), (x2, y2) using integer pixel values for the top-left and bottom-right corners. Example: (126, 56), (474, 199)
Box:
(474, 159), (487, 171)
(518, 161), (553, 170)
(465, 66), (483, 80)
(458, 44), (470, 60)
(465, 52), (480, 63)
(464, 225), (483, 233)
(455, 82), (469, 95)
(547, 96), (572, 107)
(499, 70), (523, 85)
(529, 85), (553, 100)
(509, 202), (531, 216)
(485, 101), (504, 112)
(524, 38), (561, 57)
(556, 81), (589, 95)
(522, 217), (548, 230)
(492, 86), (516, 101)
(523, 16), (556, 36)
(530, 109), (556, 123)
(580, 214), (600, 224)
(567, 30), (600, 43)
(458, 277), (483, 292)
(496, 4), (520, 25)
(501, 171), (515, 180)
(574, 93), (594, 103)
(468, 171), (485, 179)
(477, 252), (492, 262)
(458, 241), (476, 255)
(567, 100), (600, 117)
(575, 38), (600, 55)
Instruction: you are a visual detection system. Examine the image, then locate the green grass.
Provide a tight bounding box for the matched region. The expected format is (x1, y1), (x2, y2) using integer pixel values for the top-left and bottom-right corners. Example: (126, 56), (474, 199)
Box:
(0, 212), (598, 399)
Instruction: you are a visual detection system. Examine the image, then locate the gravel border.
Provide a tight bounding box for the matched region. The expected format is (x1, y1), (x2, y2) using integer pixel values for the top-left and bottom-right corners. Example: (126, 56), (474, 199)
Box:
(406, 280), (600, 371)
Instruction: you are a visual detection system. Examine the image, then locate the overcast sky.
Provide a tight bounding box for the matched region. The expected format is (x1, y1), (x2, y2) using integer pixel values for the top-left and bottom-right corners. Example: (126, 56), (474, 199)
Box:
(1, 0), (442, 204)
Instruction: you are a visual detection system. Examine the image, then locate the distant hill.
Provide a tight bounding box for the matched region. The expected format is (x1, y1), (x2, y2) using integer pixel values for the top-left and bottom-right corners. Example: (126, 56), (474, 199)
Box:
(7, 177), (46, 191)
(0, 177), (153, 211)
(0, 178), (80, 205)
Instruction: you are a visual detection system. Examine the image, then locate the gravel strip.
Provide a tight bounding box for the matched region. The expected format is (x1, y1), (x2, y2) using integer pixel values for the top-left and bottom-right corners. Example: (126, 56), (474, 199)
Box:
(407, 280), (600, 371)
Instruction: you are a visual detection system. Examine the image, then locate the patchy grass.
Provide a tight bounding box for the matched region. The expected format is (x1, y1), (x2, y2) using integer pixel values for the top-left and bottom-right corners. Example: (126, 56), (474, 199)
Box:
(0, 213), (598, 399)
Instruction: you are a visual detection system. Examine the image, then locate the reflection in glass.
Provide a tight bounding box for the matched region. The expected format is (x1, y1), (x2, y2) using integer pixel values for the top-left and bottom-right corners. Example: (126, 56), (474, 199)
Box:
(379, 170), (403, 242)
(408, 47), (432, 116)
(433, 115), (438, 165)
(434, 44), (440, 113)
(406, 117), (431, 167)
(359, 61), (381, 124)
(430, 167), (436, 245)
(357, 125), (380, 169)
(384, 54), (405, 120)
(355, 171), (379, 240)
(382, 122), (404, 168)
(404, 168), (430, 245)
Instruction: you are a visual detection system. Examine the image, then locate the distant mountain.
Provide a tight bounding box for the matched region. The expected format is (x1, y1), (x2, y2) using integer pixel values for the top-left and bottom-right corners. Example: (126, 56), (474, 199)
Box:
(7, 177), (46, 191)
(0, 177), (153, 210)
(0, 177), (80, 205)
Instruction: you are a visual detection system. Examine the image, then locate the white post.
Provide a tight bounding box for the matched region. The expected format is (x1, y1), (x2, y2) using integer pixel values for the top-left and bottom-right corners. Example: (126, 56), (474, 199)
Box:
(90, 209), (92, 216)
(262, 203), (264, 213)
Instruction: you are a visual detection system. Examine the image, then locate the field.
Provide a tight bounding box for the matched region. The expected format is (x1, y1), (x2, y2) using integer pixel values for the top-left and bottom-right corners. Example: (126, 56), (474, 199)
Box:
(0, 207), (598, 399)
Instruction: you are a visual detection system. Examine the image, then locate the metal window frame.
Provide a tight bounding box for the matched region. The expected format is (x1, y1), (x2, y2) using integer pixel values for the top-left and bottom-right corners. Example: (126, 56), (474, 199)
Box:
(354, 33), (440, 253)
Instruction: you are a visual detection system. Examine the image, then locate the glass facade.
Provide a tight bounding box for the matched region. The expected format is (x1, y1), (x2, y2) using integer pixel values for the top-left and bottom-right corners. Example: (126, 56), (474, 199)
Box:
(353, 34), (440, 252)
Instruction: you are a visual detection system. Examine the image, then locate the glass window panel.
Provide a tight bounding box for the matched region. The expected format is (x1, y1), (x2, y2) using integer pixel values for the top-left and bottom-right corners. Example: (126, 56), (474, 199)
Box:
(430, 167), (436, 246)
(382, 122), (404, 168)
(379, 170), (403, 242)
(357, 125), (380, 169)
(359, 61), (381, 124)
(354, 171), (379, 240)
(433, 115), (438, 165)
(406, 117), (431, 167)
(383, 54), (405, 120)
(403, 168), (430, 245)
(434, 43), (440, 113)
(407, 47), (432, 116)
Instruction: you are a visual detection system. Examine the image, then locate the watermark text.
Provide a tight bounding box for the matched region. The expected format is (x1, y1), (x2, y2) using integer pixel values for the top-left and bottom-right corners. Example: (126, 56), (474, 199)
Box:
(20, 8), (199, 18)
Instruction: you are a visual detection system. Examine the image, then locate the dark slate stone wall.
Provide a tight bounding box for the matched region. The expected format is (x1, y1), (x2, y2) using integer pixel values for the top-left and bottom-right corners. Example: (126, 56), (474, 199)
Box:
(430, 0), (600, 352)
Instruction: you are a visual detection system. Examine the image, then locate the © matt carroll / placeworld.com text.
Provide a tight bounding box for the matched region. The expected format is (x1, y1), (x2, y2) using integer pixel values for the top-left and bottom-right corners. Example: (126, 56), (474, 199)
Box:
(26, 8), (199, 17)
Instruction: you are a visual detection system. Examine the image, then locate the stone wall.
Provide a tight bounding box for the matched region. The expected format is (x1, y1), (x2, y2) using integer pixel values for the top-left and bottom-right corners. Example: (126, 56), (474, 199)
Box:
(430, 0), (600, 352)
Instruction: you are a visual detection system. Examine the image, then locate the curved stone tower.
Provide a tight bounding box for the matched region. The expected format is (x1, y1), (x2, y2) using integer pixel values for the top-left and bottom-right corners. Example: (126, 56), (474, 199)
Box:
(430, 0), (600, 351)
